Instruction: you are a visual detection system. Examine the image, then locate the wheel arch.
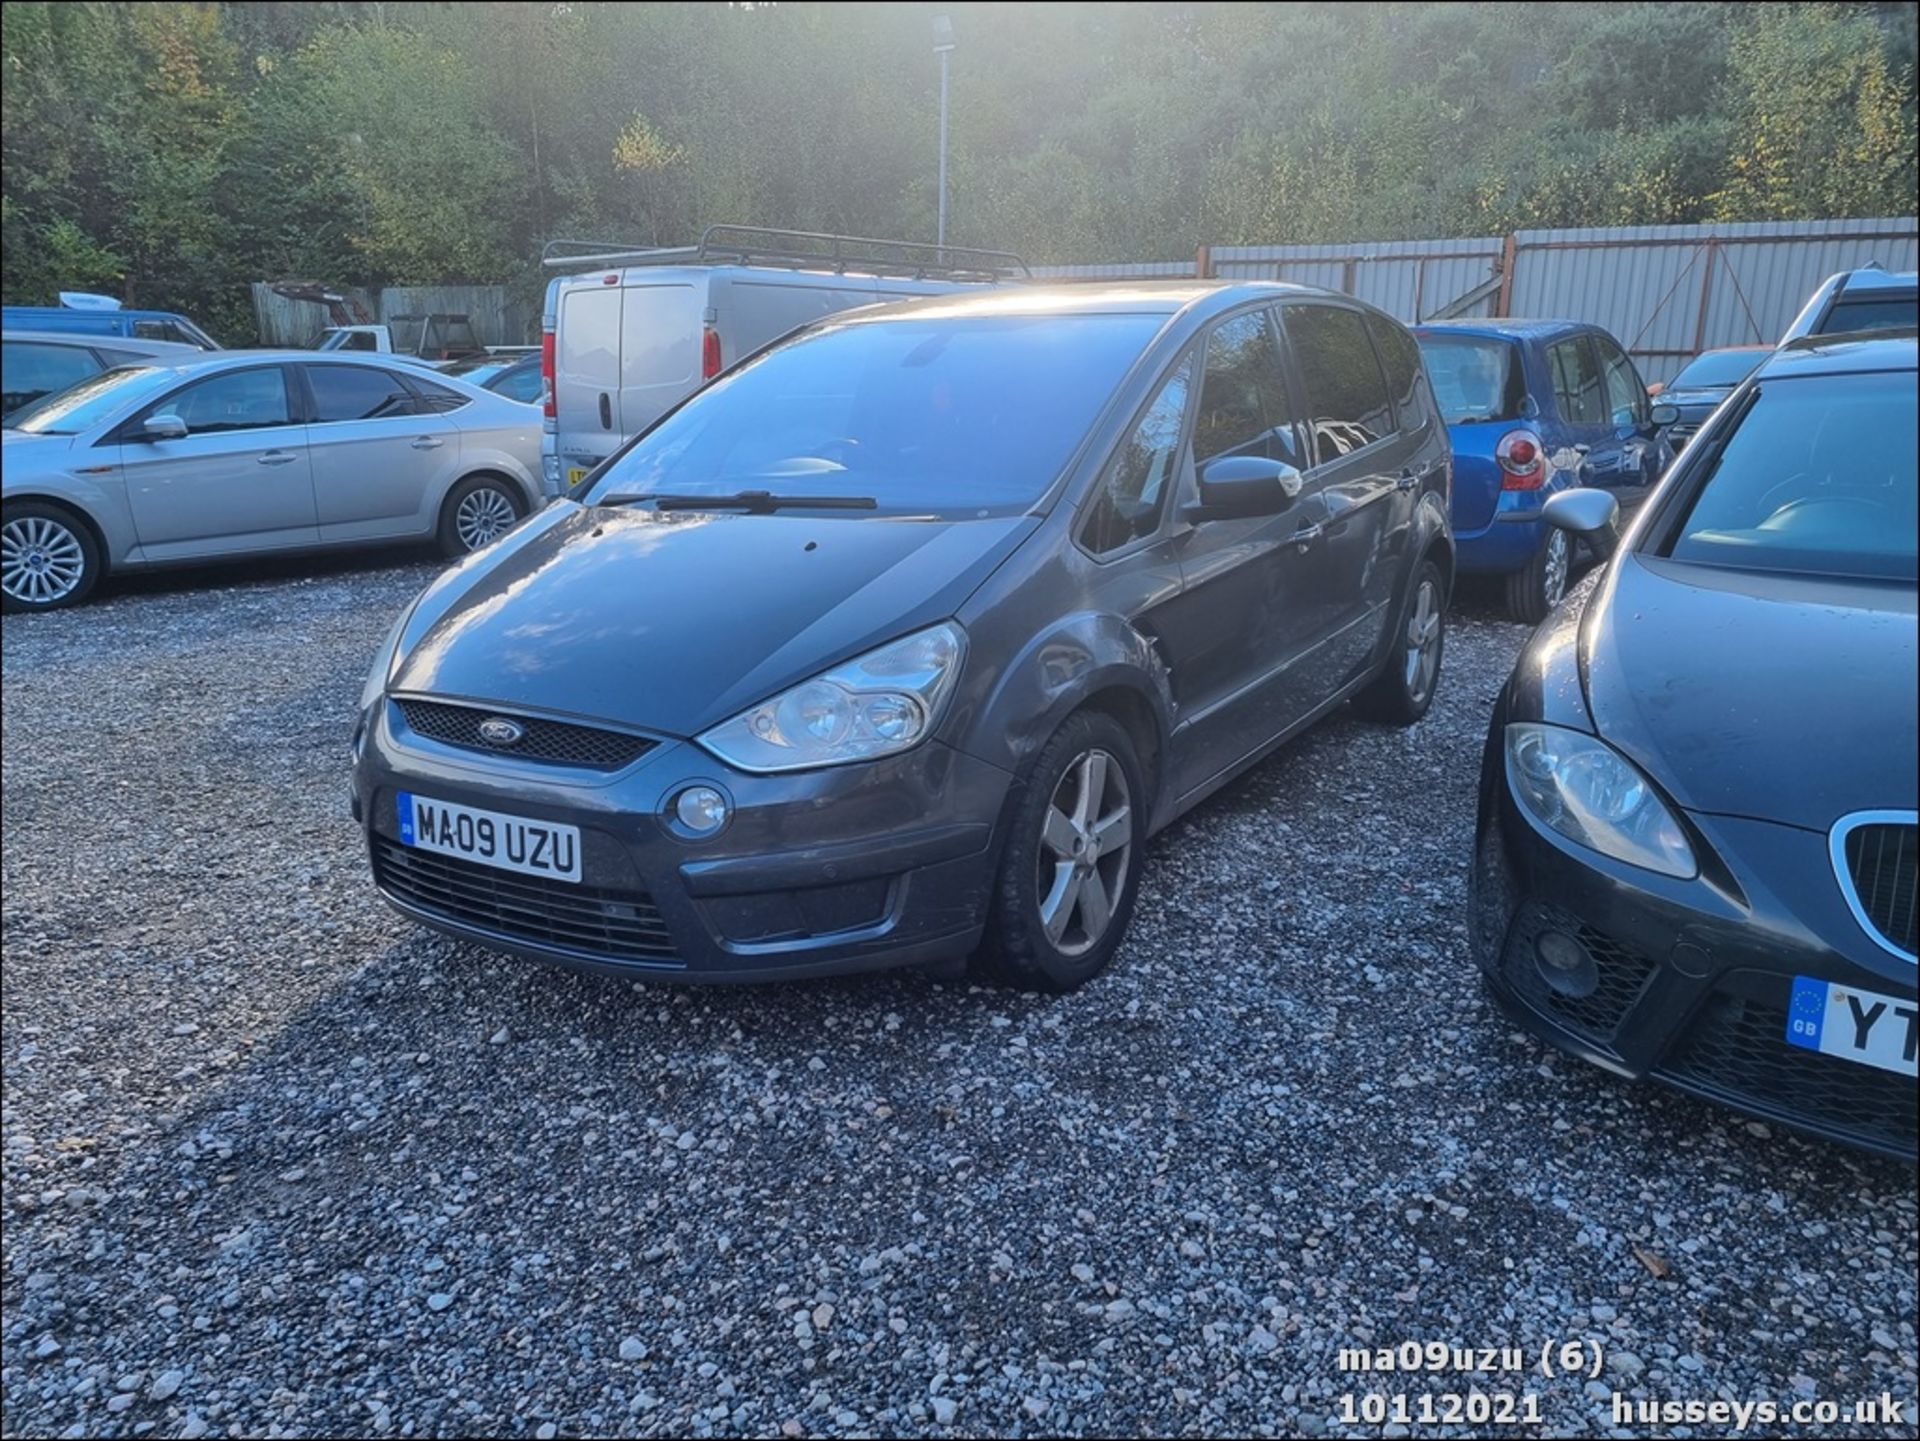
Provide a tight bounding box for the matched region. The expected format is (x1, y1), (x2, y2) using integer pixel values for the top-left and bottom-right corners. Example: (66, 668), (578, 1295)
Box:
(2, 492), (112, 577)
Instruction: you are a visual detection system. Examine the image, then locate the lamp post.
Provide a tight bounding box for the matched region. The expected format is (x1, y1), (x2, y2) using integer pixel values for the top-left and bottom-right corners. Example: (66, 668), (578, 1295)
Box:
(933, 14), (955, 254)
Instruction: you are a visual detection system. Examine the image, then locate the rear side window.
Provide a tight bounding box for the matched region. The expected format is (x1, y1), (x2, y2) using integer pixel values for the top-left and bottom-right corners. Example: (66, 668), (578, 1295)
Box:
(2, 341), (99, 415)
(307, 364), (419, 422)
(1082, 351), (1194, 555)
(150, 368), (292, 435)
(1284, 303), (1395, 464)
(1191, 310), (1302, 469)
(1548, 337), (1607, 426)
(1818, 295), (1919, 336)
(403, 374), (472, 414)
(1367, 314), (1425, 425)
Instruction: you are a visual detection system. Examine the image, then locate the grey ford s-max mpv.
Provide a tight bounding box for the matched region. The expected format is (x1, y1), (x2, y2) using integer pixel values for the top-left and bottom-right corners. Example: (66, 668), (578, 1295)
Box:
(352, 283), (1455, 991)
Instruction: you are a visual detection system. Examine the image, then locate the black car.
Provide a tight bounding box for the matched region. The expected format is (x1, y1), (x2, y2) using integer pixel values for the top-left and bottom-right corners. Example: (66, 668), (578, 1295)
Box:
(1472, 331), (1918, 1158)
(1648, 345), (1770, 451)
(353, 283), (1455, 991)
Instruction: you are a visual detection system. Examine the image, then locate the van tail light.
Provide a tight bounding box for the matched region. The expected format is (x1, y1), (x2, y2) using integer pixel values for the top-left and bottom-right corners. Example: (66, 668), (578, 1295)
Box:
(1497, 429), (1546, 490)
(540, 329), (556, 420)
(701, 325), (722, 381)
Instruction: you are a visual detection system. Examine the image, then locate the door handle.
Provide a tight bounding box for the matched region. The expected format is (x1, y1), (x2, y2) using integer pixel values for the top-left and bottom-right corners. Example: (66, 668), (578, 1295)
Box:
(1293, 521), (1324, 549)
(598, 393), (613, 429)
(1395, 473), (1420, 493)
(409, 436), (444, 450)
(257, 451), (298, 466)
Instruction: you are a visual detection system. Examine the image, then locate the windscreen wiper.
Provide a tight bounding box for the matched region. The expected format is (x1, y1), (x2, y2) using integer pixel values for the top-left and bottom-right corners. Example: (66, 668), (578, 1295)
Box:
(603, 490), (878, 513)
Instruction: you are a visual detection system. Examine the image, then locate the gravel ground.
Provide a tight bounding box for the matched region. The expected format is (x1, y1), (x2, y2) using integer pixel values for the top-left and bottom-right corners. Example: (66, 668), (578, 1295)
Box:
(2, 552), (1914, 1440)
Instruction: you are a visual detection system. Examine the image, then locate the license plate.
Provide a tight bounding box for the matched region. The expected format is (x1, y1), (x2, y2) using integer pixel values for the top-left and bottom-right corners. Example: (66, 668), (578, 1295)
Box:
(1785, 976), (1918, 1076)
(566, 467), (587, 488)
(397, 792), (581, 883)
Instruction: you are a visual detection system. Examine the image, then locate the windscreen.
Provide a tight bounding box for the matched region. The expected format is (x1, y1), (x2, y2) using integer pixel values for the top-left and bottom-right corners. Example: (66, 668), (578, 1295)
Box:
(586, 312), (1165, 514)
(4, 365), (171, 435)
(1414, 334), (1527, 424)
(1668, 349), (1764, 389)
(1668, 370), (1917, 581)
(1817, 295), (1919, 336)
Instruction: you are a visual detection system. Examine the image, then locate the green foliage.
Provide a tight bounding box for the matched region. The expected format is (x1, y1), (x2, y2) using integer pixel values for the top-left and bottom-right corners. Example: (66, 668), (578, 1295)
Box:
(2, 1), (1913, 340)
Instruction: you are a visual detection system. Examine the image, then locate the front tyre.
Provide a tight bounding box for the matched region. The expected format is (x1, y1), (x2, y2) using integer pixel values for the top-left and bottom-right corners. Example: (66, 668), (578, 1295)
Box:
(982, 711), (1146, 993)
(2, 502), (101, 612)
(1354, 558), (1446, 725)
(438, 475), (527, 558)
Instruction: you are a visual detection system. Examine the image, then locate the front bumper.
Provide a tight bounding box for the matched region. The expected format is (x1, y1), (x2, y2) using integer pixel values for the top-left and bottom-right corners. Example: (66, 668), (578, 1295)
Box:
(352, 698), (1011, 982)
(1471, 768), (1917, 1160)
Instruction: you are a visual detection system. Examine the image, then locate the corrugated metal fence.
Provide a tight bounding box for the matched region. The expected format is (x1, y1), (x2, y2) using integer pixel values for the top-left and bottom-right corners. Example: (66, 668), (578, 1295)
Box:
(1032, 217), (1917, 382)
(249, 283), (531, 348)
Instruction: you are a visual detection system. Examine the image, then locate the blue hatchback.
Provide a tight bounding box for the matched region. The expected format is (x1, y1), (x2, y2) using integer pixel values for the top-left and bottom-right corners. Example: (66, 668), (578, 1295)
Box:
(1414, 320), (1671, 621)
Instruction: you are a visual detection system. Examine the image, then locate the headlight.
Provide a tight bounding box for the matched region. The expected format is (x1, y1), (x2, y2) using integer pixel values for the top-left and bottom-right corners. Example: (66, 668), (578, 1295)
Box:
(358, 604), (414, 714)
(699, 622), (964, 773)
(1505, 722), (1696, 878)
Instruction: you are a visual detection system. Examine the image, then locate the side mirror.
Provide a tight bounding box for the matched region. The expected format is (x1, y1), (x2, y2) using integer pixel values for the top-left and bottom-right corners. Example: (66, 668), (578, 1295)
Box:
(1649, 402), (1680, 427)
(1186, 455), (1304, 521)
(142, 414), (188, 441)
(1542, 487), (1619, 537)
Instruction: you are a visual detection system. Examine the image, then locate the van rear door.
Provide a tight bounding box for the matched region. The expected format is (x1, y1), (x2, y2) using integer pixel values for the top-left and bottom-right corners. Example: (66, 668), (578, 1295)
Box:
(618, 281), (704, 439)
(554, 281), (623, 481)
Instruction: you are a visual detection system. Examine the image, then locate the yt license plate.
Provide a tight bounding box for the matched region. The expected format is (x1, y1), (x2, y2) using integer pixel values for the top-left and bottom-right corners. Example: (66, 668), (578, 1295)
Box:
(1785, 976), (1918, 1076)
(398, 792), (581, 883)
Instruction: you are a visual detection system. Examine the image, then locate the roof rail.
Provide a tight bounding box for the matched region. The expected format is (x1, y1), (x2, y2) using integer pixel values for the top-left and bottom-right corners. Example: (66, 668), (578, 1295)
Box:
(542, 224), (1029, 282)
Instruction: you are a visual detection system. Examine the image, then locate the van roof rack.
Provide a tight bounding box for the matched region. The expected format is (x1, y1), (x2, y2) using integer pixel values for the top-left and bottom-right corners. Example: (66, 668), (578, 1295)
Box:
(541, 224), (1029, 282)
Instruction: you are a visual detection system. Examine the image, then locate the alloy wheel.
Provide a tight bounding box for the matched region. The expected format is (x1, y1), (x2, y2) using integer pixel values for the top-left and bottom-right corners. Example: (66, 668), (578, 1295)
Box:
(455, 487), (519, 550)
(1402, 575), (1442, 704)
(1543, 529), (1570, 608)
(1, 514), (87, 607)
(1036, 748), (1133, 957)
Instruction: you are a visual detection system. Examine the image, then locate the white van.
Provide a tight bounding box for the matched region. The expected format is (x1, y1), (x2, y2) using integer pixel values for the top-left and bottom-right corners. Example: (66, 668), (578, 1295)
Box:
(536, 225), (1026, 493)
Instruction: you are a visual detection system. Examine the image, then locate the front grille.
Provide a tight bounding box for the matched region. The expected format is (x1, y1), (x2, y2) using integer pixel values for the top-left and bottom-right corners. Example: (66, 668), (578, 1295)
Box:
(394, 699), (654, 770)
(372, 834), (679, 965)
(1839, 818), (1917, 958)
(1660, 979), (1917, 1155)
(1501, 901), (1659, 1041)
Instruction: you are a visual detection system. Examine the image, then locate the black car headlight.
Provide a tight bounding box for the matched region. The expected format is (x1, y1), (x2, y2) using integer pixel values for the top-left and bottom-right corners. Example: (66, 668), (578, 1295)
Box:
(1505, 722), (1696, 879)
(698, 622), (965, 773)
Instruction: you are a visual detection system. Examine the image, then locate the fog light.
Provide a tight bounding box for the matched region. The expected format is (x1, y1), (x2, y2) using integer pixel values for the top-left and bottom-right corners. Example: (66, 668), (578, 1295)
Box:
(673, 785), (730, 835)
(1534, 929), (1599, 999)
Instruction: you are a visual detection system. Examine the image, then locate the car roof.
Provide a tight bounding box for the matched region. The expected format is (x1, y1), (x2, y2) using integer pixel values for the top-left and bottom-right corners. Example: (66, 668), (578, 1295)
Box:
(1838, 269), (1919, 293)
(1760, 329), (1917, 377)
(834, 279), (1389, 326)
(2, 329), (200, 354)
(1688, 343), (1774, 356)
(1411, 318), (1593, 341)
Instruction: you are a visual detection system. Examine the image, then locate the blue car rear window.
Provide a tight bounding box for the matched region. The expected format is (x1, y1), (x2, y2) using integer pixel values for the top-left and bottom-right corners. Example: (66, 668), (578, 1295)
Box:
(1415, 334), (1527, 424)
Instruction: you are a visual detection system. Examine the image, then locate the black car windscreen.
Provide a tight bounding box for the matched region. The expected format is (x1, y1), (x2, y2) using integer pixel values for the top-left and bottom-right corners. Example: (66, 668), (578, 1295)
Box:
(588, 312), (1166, 514)
(1668, 371), (1918, 581)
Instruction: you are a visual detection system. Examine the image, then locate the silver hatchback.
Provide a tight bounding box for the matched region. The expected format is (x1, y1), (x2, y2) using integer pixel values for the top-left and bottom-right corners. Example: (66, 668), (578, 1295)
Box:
(2, 351), (542, 611)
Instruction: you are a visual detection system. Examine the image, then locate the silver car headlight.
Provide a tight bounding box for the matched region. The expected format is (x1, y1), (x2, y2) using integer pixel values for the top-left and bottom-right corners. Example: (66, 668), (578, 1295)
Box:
(699, 622), (965, 773)
(1505, 722), (1696, 878)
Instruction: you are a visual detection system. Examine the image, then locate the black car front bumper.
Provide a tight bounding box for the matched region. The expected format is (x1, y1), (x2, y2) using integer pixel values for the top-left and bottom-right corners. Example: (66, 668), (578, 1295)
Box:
(352, 698), (1014, 983)
(1471, 775), (1917, 1160)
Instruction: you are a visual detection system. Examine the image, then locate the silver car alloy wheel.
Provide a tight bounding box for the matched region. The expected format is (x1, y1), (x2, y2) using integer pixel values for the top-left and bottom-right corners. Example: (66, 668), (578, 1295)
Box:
(1037, 748), (1133, 957)
(1402, 575), (1442, 704)
(1, 514), (87, 606)
(455, 487), (519, 551)
(1543, 528), (1570, 608)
